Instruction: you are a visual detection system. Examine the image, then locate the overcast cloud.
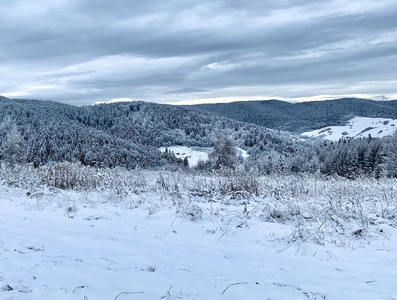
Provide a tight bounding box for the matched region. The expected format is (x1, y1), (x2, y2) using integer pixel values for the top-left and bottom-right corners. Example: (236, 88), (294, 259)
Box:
(0, 0), (396, 105)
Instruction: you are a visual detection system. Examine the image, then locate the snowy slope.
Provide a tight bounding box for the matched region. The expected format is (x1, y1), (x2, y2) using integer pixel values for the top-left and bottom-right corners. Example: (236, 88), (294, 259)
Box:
(158, 146), (249, 167)
(301, 117), (397, 141)
(158, 146), (212, 167)
(1, 175), (396, 300)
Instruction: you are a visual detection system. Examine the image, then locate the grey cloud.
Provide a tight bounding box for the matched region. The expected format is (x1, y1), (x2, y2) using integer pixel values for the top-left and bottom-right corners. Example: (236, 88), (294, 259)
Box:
(0, 0), (396, 105)
(165, 88), (208, 94)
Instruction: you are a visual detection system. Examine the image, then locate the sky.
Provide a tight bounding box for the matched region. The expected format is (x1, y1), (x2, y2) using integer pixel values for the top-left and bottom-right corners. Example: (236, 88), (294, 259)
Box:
(0, 0), (396, 106)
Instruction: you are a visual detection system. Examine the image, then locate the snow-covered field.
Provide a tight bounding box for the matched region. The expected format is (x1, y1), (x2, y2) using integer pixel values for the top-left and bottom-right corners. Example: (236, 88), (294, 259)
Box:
(1, 168), (396, 300)
(158, 146), (212, 167)
(301, 117), (397, 141)
(158, 146), (249, 168)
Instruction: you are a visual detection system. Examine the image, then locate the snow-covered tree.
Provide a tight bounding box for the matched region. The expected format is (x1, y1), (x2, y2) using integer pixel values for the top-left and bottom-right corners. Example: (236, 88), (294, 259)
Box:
(210, 133), (237, 169)
(1, 126), (27, 167)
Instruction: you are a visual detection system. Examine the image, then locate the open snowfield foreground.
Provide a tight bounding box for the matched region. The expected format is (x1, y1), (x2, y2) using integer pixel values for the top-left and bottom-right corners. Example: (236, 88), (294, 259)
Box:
(0, 167), (396, 300)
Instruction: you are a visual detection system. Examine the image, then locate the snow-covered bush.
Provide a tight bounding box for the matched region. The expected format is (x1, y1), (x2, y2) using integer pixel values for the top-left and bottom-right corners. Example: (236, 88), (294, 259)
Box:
(183, 204), (203, 221)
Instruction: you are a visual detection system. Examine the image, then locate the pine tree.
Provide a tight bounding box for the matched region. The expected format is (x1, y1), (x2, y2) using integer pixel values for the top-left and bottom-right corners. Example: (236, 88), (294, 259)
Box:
(183, 157), (189, 168)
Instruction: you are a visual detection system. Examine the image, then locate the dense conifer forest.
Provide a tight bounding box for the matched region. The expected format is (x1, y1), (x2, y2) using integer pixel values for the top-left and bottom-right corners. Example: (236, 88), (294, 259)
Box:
(1, 96), (397, 179)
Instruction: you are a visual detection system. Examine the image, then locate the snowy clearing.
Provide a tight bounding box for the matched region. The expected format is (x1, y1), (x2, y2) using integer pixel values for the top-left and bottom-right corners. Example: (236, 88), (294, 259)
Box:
(0, 170), (396, 300)
(158, 146), (248, 168)
(301, 117), (397, 141)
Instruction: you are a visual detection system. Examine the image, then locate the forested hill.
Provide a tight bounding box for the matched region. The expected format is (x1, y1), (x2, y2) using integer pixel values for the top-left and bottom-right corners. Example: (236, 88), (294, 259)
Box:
(185, 98), (397, 133)
(0, 96), (315, 170)
(2, 96), (397, 179)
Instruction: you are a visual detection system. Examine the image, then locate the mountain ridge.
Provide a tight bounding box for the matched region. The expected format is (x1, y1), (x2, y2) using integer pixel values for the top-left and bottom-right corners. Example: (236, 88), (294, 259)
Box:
(184, 98), (397, 132)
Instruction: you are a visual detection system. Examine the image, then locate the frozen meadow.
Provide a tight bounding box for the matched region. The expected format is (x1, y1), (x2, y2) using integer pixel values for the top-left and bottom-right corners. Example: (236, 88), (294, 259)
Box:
(0, 165), (396, 300)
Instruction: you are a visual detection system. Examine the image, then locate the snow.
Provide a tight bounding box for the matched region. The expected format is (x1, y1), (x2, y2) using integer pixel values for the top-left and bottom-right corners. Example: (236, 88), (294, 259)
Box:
(158, 146), (249, 167)
(158, 146), (211, 167)
(235, 147), (249, 159)
(1, 174), (396, 300)
(301, 117), (397, 141)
